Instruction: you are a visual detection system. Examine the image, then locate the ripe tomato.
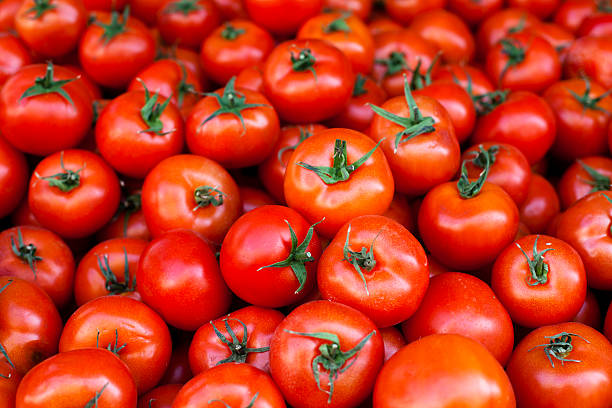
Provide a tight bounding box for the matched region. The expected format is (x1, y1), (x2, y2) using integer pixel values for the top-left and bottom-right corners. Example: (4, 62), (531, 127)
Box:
(239, 186), (276, 213)
(373, 334), (515, 408)
(384, 0), (445, 25)
(263, 39), (353, 123)
(28, 149), (121, 239)
(447, 0), (503, 26)
(432, 63), (495, 96)
(317, 215), (429, 328)
(554, 0), (598, 33)
(156, 0), (221, 50)
(0, 63), (93, 156)
(578, 12), (612, 37)
(0, 0), (21, 31)
(270, 300), (383, 408)
(137, 229), (232, 331)
(379, 326), (405, 362)
(0, 357), (21, 408)
(142, 154), (241, 244)
(367, 14), (402, 37)
(160, 335), (193, 386)
(0, 136), (27, 219)
(82, 0), (129, 11)
(97, 191), (151, 241)
(213, 0), (247, 19)
(284, 128), (394, 238)
(0, 34), (31, 87)
(573, 289), (602, 329)
(507, 0), (560, 19)
(323, 0), (372, 20)
(15, 348), (137, 407)
(235, 64), (264, 93)
(528, 22), (575, 63)
(519, 173), (561, 233)
(476, 8), (540, 58)
(507, 322), (612, 408)
(131, 0), (166, 26)
(243, 0), (323, 37)
(557, 157), (612, 209)
(565, 35), (612, 88)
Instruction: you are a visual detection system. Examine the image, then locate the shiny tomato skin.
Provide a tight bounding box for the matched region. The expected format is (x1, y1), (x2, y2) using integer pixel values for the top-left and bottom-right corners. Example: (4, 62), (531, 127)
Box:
(519, 173), (560, 233)
(573, 289), (602, 329)
(137, 229), (232, 331)
(565, 35), (612, 89)
(384, 0), (445, 25)
(380, 326), (405, 362)
(131, 0), (166, 26)
(0, 136), (28, 219)
(0, 34), (31, 87)
(0, 358), (21, 408)
(138, 384), (181, 408)
(557, 157), (612, 209)
(317, 215), (429, 328)
(15, 348), (137, 407)
(476, 8), (540, 58)
(157, 0), (221, 50)
(508, 0), (560, 19)
(239, 186), (276, 213)
(243, 0), (323, 37)
(373, 334), (516, 408)
(0, 0), (21, 31)
(83, 0), (129, 11)
(159, 337), (193, 386)
(554, 0), (597, 33)
(578, 13), (612, 37)
(96, 201), (151, 242)
(235, 64), (264, 93)
(447, 0), (503, 26)
(527, 22), (575, 64)
(432, 63), (495, 96)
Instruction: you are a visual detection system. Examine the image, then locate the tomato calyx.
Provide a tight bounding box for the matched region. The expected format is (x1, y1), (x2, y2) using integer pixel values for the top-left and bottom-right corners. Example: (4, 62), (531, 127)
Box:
(257, 219), (322, 294)
(25, 0), (56, 19)
(369, 76), (436, 153)
(277, 126), (314, 165)
(597, 0), (612, 13)
(0, 280), (14, 380)
(517, 235), (554, 286)
(94, 6), (130, 45)
(470, 144), (500, 168)
(527, 332), (590, 368)
(165, 0), (201, 15)
(600, 193), (612, 236)
(323, 13), (351, 34)
(375, 51), (407, 77)
(193, 186), (226, 210)
(284, 329), (376, 403)
(210, 317), (270, 365)
(452, 70), (508, 115)
(97, 247), (136, 295)
(209, 393), (259, 408)
(568, 77), (612, 114)
(221, 22), (246, 40)
(115, 192), (142, 237)
(507, 15), (527, 35)
(35, 151), (84, 193)
(297, 138), (384, 184)
(578, 160), (611, 193)
(10, 228), (42, 279)
(199, 77), (270, 135)
(499, 38), (526, 85)
(20, 62), (77, 107)
(342, 224), (381, 296)
(457, 146), (491, 198)
(176, 64), (196, 108)
(96, 329), (126, 356)
(352, 74), (368, 97)
(408, 53), (441, 91)
(84, 382), (109, 408)
(290, 47), (317, 79)
(137, 80), (175, 136)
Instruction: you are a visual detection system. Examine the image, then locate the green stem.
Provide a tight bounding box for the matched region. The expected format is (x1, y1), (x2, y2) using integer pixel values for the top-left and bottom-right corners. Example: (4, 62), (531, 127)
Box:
(93, 6), (130, 44)
(291, 47), (317, 80)
(352, 74), (368, 97)
(35, 151), (83, 193)
(277, 126), (314, 165)
(210, 317), (269, 365)
(408, 52), (441, 90)
(84, 383), (109, 408)
(375, 51), (407, 77)
(10, 228), (42, 279)
(165, 0), (201, 15)
(20, 61), (77, 107)
(567, 76), (612, 114)
(457, 145), (491, 199)
(25, 0), (56, 18)
(96, 247), (136, 295)
(323, 13), (351, 33)
(96, 329), (126, 356)
(527, 332), (590, 368)
(499, 38), (526, 86)
(137, 79), (174, 135)
(221, 22), (246, 40)
(577, 160), (611, 193)
(342, 224), (381, 296)
(516, 235), (554, 286)
(193, 186), (226, 210)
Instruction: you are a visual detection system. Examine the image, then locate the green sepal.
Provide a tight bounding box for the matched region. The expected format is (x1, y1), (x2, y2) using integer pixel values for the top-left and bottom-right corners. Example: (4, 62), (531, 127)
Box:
(516, 235), (554, 286)
(567, 76), (612, 114)
(84, 383), (109, 408)
(94, 6), (130, 45)
(291, 47), (317, 80)
(164, 0), (201, 15)
(342, 224), (381, 296)
(577, 159), (611, 193)
(20, 62), (77, 107)
(25, 0), (56, 19)
(35, 151), (84, 193)
(457, 145), (491, 199)
(210, 317), (270, 365)
(10, 228), (43, 279)
(96, 247), (136, 295)
(193, 186), (226, 210)
(375, 51), (407, 77)
(527, 332), (590, 368)
(277, 126), (314, 165)
(137, 79), (174, 136)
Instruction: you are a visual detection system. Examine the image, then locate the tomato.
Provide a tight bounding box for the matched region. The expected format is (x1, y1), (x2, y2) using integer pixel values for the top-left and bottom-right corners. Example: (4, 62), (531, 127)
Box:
(373, 334), (516, 408)
(186, 78), (280, 168)
(79, 9), (156, 89)
(558, 157), (612, 209)
(317, 215), (429, 328)
(476, 8), (540, 59)
(263, 39), (353, 123)
(200, 20), (273, 85)
(284, 128), (394, 238)
(97, 191), (151, 242)
(239, 186), (276, 213)
(447, 0), (503, 26)
(554, 0), (598, 33)
(243, 0), (323, 37)
(0, 34), (31, 87)
(235, 64), (264, 93)
(213, 0), (247, 19)
(606, 302), (612, 343)
(157, 0), (220, 50)
(83, 0), (129, 11)
(60, 296), (171, 394)
(28, 149), (121, 239)
(380, 193), (416, 233)
(189, 305), (284, 374)
(0, 277), (62, 375)
(159, 335), (193, 385)
(367, 14), (402, 37)
(507, 322), (612, 408)
(432, 63), (495, 96)
(528, 22), (575, 63)
(0, 0), (21, 31)
(15, 0), (86, 58)
(157, 46), (207, 89)
(0, 136), (28, 220)
(323, 0), (372, 20)
(565, 35), (612, 89)
(131, 0), (165, 26)
(173, 363), (286, 408)
(0, 63), (93, 156)
(137, 229), (232, 331)
(138, 384), (181, 408)
(142, 154), (241, 244)
(15, 348), (137, 407)
(270, 300), (383, 408)
(0, 226), (74, 309)
(0, 358), (21, 408)
(508, 0), (560, 19)
(379, 327), (405, 362)
(578, 13), (612, 37)
(384, 0), (445, 25)
(573, 289), (602, 329)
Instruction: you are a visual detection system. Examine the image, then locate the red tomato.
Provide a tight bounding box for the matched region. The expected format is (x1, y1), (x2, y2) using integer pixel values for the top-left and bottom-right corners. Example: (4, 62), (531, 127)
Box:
(239, 186), (276, 213)
(97, 191), (151, 241)
(157, 0), (221, 50)
(0, 34), (31, 87)
(565, 35), (612, 89)
(606, 302), (612, 343)
(508, 0), (560, 19)
(159, 336), (193, 385)
(0, 136), (28, 219)
(558, 157), (612, 209)
(373, 334), (516, 407)
(235, 64), (264, 93)
(323, 0), (372, 20)
(213, 0), (247, 19)
(131, 0), (166, 26)
(270, 300), (383, 408)
(573, 289), (602, 329)
(379, 326), (405, 362)
(0, 358), (21, 408)
(519, 173), (561, 233)
(578, 13), (612, 37)
(553, 0), (598, 33)
(243, 0), (323, 37)
(367, 14), (402, 37)
(83, 0), (129, 11)
(384, 0), (445, 25)
(380, 193), (416, 233)
(447, 0), (503, 26)
(138, 384), (181, 408)
(476, 8), (540, 58)
(527, 22), (575, 63)
(0, 0), (21, 31)
(432, 63), (495, 96)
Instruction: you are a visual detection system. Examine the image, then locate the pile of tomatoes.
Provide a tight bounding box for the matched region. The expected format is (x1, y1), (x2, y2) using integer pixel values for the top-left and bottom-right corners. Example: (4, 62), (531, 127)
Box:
(2, 0), (612, 406)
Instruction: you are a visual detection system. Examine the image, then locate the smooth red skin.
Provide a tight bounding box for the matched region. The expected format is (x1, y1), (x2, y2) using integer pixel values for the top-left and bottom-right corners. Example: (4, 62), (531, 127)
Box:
(447, 0), (503, 26)
(433, 64), (495, 96)
(565, 36), (612, 89)
(545, 80), (612, 162)
(263, 39), (353, 124)
(0, 136), (27, 219)
(235, 64), (264, 93)
(141, 154), (241, 244)
(97, 207), (151, 242)
(83, 0), (129, 11)
(370, 93), (460, 196)
(258, 124), (327, 204)
(409, 9), (475, 64)
(60, 296), (172, 394)
(471, 91), (556, 164)
(491, 234), (587, 328)
(173, 363), (286, 408)
(213, 0), (247, 19)
(11, 199), (42, 229)
(606, 302), (612, 343)
(326, 76), (386, 133)
(130, 0), (165, 25)
(186, 87), (280, 169)
(318, 215), (429, 328)
(270, 301), (383, 408)
(220, 205), (321, 307)
(0, 277), (62, 375)
(128, 59), (203, 118)
(558, 157), (612, 209)
(15, 0), (86, 58)
(158, 47), (207, 89)
(0, 64), (93, 156)
(297, 12), (374, 75)
(65, 65), (103, 101)
(578, 14), (612, 37)
(573, 289), (602, 329)
(556, 191), (612, 290)
(372, 30), (439, 98)
(137, 229), (231, 331)
(401, 272), (514, 366)
(0, 35), (31, 87)
(520, 174), (560, 234)
(0, 226), (74, 309)
(508, 0), (560, 19)
(79, 12), (155, 89)
(189, 306), (284, 374)
(160, 338), (193, 385)
(419, 181), (519, 271)
(239, 186), (276, 213)
(284, 129), (394, 238)
(323, 0), (372, 20)
(201, 19), (274, 85)
(462, 142), (532, 206)
(384, 0), (445, 25)
(243, 0), (323, 37)
(368, 15), (402, 37)
(415, 81), (476, 144)
(29, 150), (121, 239)
(527, 22), (575, 64)
(554, 0), (597, 33)
(0, 359), (21, 408)
(373, 334), (516, 408)
(73, 238), (147, 306)
(157, 0), (221, 50)
(138, 384), (181, 408)
(507, 322), (612, 408)
(379, 327), (405, 363)
(476, 8), (540, 58)
(0, 0), (21, 31)
(382, 194), (416, 233)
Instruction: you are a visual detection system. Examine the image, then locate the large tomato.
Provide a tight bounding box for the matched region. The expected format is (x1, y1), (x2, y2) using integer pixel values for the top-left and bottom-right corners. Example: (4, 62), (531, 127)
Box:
(565, 35), (612, 88)
(384, 0), (446, 25)
(156, 0), (221, 50)
(557, 157), (612, 209)
(243, 0), (323, 37)
(0, 34), (31, 87)
(138, 384), (181, 408)
(0, 136), (28, 219)
(519, 173), (561, 234)
(475, 8), (540, 58)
